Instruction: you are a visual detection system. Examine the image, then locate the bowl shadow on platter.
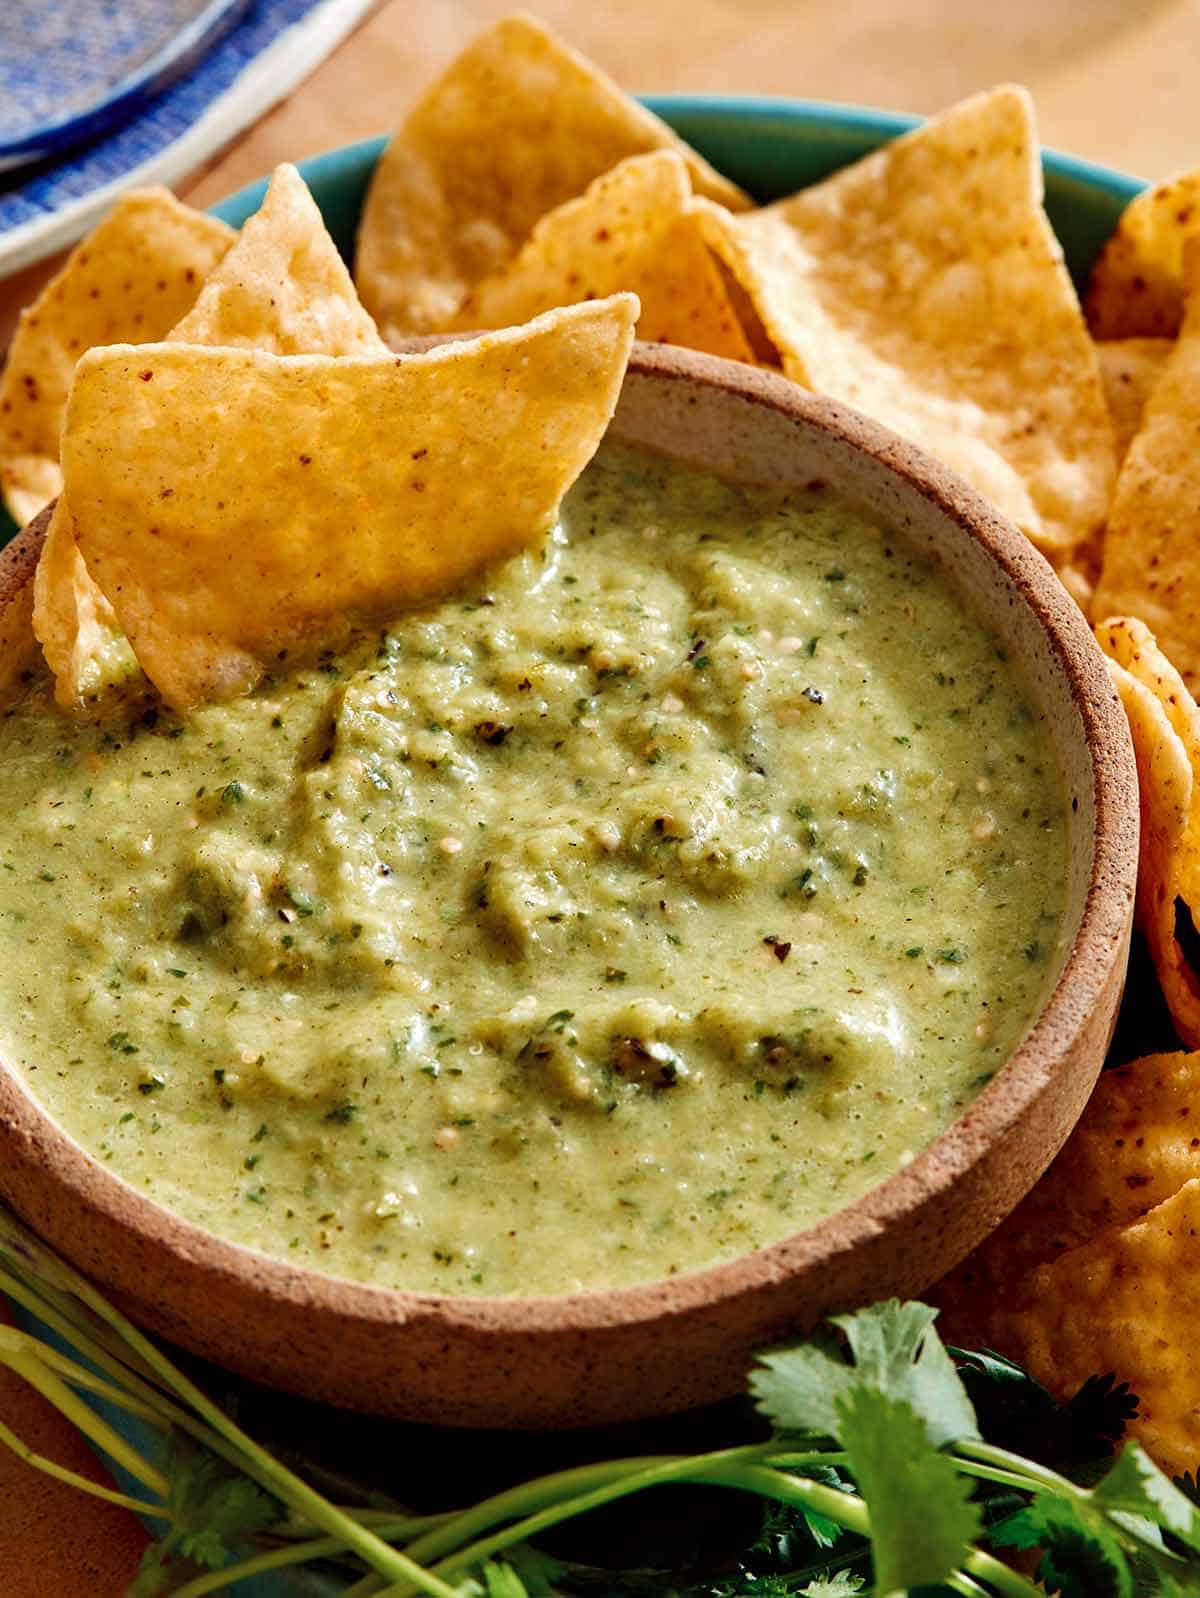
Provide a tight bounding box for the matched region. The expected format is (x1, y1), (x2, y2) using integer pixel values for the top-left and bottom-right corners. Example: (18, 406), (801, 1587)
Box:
(0, 344), (1138, 1430)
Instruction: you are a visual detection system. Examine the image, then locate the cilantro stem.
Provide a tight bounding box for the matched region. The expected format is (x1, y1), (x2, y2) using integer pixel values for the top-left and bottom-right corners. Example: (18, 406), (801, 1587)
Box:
(956, 1439), (1084, 1503)
(413, 1453), (867, 1597)
(960, 1548), (1043, 1597)
(166, 1514), (425, 1597)
(0, 1416), (170, 1518)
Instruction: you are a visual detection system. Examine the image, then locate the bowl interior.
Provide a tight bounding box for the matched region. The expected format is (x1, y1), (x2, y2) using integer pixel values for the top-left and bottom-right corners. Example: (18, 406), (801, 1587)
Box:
(0, 347), (1136, 1429)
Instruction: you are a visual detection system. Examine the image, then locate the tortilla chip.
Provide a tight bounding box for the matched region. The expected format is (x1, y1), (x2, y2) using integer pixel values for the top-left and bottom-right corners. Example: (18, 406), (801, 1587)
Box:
(0, 190), (233, 527)
(450, 152), (753, 362)
(354, 13), (748, 340)
(1097, 617), (1200, 1044)
(170, 163), (386, 354)
(696, 86), (1115, 580)
(1087, 170), (1200, 339)
(1093, 243), (1200, 683)
(934, 1049), (1200, 1319)
(63, 297), (638, 709)
(940, 1176), (1200, 1479)
(1096, 337), (1173, 466)
(34, 165), (387, 710)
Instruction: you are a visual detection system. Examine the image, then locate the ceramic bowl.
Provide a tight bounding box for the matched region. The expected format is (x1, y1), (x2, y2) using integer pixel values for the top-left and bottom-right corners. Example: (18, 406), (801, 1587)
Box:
(0, 342), (1137, 1428)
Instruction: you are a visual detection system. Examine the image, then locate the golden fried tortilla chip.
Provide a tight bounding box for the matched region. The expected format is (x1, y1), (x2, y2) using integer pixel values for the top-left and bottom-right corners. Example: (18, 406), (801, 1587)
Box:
(64, 297), (638, 709)
(1097, 616), (1200, 1044)
(1096, 337), (1173, 466)
(1087, 170), (1200, 339)
(934, 1049), (1200, 1317)
(450, 152), (753, 361)
(0, 191), (233, 527)
(696, 86), (1116, 579)
(1093, 243), (1200, 683)
(354, 13), (748, 340)
(941, 1176), (1200, 1478)
(171, 163), (386, 354)
(34, 165), (387, 709)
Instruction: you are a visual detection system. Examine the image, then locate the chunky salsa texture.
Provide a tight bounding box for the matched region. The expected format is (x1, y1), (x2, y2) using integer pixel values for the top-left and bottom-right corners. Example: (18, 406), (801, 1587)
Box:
(0, 442), (1067, 1295)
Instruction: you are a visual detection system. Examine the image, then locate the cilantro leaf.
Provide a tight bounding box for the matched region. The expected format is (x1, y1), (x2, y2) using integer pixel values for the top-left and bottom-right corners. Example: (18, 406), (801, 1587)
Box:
(835, 1387), (981, 1593)
(994, 1492), (1133, 1598)
(1094, 1442), (1200, 1554)
(752, 1300), (978, 1448)
(128, 1433), (282, 1594)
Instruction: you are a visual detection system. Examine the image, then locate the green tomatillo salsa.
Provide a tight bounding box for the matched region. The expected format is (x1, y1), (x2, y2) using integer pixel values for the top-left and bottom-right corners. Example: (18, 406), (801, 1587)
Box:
(0, 441), (1067, 1296)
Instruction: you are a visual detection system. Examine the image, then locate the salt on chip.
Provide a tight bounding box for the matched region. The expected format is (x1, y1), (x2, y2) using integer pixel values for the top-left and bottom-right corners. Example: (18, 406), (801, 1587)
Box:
(1087, 170), (1200, 339)
(0, 190), (233, 528)
(1096, 337), (1173, 466)
(934, 1048), (1200, 1318)
(1093, 242), (1200, 685)
(940, 1176), (1200, 1479)
(450, 152), (753, 362)
(696, 86), (1116, 582)
(170, 163), (386, 354)
(34, 164), (386, 710)
(353, 13), (749, 340)
(1097, 616), (1200, 1045)
(63, 297), (638, 709)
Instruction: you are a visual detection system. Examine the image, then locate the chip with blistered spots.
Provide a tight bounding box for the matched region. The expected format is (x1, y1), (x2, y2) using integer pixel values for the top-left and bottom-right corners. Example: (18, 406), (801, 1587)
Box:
(693, 85), (1115, 594)
(62, 297), (638, 710)
(1093, 242), (1200, 685)
(1097, 616), (1200, 1044)
(1095, 336), (1173, 466)
(0, 190), (233, 529)
(33, 164), (389, 711)
(1086, 169), (1200, 339)
(353, 12), (748, 341)
(449, 151), (754, 362)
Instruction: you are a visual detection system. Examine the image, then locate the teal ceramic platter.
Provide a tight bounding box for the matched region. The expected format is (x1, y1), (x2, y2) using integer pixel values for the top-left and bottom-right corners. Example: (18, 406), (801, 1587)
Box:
(9, 97), (1149, 1596)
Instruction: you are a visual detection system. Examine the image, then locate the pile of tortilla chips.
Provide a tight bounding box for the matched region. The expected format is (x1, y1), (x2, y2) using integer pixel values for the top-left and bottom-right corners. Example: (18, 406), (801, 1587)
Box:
(8, 8), (1200, 1473)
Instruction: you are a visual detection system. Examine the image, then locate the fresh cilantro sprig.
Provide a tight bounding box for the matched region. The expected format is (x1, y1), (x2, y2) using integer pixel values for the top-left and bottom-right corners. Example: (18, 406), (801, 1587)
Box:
(2, 1198), (1200, 1597)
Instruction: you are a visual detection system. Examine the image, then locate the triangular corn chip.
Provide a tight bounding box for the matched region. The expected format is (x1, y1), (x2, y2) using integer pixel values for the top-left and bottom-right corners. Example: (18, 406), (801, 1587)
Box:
(35, 165), (387, 709)
(450, 152), (753, 362)
(1093, 241), (1200, 682)
(170, 163), (386, 354)
(935, 1048), (1200, 1334)
(696, 86), (1115, 584)
(354, 13), (748, 340)
(939, 1174), (1200, 1478)
(1095, 336), (1173, 466)
(1096, 616), (1200, 1045)
(64, 297), (638, 709)
(1086, 170), (1200, 339)
(0, 190), (233, 527)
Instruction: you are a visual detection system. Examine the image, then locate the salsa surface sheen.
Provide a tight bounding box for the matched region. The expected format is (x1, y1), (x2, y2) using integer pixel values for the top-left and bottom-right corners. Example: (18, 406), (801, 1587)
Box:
(0, 441), (1067, 1295)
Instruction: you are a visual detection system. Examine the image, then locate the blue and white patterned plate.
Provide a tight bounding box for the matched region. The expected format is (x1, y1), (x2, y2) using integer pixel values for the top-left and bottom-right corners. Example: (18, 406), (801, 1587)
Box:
(0, 0), (375, 277)
(0, 0), (252, 172)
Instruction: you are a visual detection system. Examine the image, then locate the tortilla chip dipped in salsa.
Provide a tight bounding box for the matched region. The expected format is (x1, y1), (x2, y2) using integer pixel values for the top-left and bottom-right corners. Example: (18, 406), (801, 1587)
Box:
(1086, 168), (1200, 339)
(353, 12), (748, 341)
(0, 190), (233, 528)
(34, 164), (388, 710)
(1093, 241), (1200, 688)
(61, 295), (638, 709)
(694, 85), (1115, 599)
(450, 151), (754, 363)
(1096, 616), (1200, 1047)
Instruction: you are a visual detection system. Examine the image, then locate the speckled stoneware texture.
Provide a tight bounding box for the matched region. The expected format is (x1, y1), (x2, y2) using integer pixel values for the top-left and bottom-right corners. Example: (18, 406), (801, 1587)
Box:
(0, 345), (1139, 1429)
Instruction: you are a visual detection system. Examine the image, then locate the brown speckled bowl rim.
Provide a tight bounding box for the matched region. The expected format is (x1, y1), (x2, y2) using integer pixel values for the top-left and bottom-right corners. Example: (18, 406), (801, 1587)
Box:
(0, 345), (1137, 1364)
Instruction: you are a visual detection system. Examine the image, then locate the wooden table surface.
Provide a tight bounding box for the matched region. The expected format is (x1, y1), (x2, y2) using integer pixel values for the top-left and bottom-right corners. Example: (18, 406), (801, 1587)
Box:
(2, 1), (1200, 1592)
